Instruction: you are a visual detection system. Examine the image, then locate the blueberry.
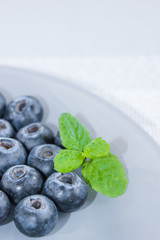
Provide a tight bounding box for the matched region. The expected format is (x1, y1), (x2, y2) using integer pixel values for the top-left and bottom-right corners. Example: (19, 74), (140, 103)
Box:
(27, 144), (62, 177)
(16, 123), (54, 151)
(0, 119), (15, 138)
(54, 131), (64, 148)
(42, 172), (88, 212)
(0, 93), (6, 118)
(1, 165), (43, 204)
(14, 194), (58, 237)
(0, 190), (11, 224)
(4, 96), (43, 131)
(0, 138), (27, 178)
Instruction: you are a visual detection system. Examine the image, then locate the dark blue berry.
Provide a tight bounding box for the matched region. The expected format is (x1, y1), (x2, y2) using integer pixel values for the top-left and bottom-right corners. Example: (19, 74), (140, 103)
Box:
(0, 119), (15, 138)
(0, 93), (6, 118)
(1, 165), (43, 204)
(0, 138), (27, 178)
(4, 96), (43, 131)
(27, 144), (62, 177)
(54, 131), (64, 148)
(0, 190), (11, 224)
(42, 172), (88, 212)
(16, 123), (54, 151)
(14, 194), (58, 237)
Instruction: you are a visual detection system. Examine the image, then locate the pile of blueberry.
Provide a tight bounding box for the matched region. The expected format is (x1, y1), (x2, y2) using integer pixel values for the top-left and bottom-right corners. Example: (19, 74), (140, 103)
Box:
(0, 93), (88, 237)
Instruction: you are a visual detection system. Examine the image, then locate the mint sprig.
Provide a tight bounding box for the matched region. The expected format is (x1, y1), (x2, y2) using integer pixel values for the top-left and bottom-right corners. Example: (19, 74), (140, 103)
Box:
(54, 113), (127, 198)
(58, 113), (91, 151)
(54, 150), (85, 173)
(84, 137), (109, 158)
(81, 153), (127, 198)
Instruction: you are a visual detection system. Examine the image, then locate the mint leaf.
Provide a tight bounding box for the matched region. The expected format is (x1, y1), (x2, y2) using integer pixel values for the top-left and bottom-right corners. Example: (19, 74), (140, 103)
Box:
(54, 149), (85, 173)
(84, 137), (109, 158)
(81, 153), (127, 198)
(58, 113), (91, 151)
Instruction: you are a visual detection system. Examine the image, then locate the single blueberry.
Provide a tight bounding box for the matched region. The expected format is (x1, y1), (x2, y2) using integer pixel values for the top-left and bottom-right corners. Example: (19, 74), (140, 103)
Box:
(14, 194), (58, 237)
(27, 144), (62, 177)
(0, 93), (6, 118)
(54, 131), (65, 148)
(0, 190), (11, 224)
(0, 138), (27, 178)
(42, 172), (88, 212)
(16, 123), (54, 151)
(0, 119), (15, 138)
(4, 96), (43, 131)
(1, 165), (43, 204)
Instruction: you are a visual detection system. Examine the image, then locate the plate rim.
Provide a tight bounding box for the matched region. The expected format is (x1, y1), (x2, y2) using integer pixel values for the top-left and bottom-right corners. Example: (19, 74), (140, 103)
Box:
(0, 65), (159, 153)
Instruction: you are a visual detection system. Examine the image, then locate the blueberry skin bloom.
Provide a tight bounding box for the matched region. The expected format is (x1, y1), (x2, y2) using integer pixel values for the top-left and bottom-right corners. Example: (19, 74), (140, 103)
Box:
(0, 119), (15, 138)
(54, 131), (64, 148)
(1, 165), (43, 204)
(0, 138), (27, 178)
(4, 96), (43, 131)
(0, 93), (6, 118)
(0, 190), (11, 224)
(27, 144), (62, 177)
(43, 172), (88, 212)
(14, 194), (58, 237)
(16, 122), (54, 151)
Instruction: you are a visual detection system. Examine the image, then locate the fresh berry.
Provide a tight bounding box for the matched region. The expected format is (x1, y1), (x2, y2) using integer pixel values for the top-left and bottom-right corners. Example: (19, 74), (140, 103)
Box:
(16, 123), (54, 151)
(4, 96), (43, 131)
(27, 144), (62, 177)
(0, 119), (15, 138)
(0, 138), (27, 178)
(14, 194), (58, 237)
(42, 172), (88, 212)
(0, 93), (6, 118)
(0, 190), (11, 224)
(54, 131), (64, 148)
(1, 165), (43, 204)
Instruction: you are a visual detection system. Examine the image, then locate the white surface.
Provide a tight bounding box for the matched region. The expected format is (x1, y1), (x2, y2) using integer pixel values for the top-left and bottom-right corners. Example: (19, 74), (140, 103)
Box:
(0, 57), (159, 145)
(0, 1), (159, 145)
(0, 66), (160, 240)
(0, 0), (160, 57)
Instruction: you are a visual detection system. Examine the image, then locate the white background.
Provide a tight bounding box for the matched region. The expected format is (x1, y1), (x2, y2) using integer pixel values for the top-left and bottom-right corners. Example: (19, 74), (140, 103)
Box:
(0, 0), (160, 57)
(0, 1), (160, 144)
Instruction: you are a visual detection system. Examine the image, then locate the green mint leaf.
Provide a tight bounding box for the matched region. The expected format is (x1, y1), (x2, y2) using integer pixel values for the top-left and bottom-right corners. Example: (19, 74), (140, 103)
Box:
(84, 137), (109, 158)
(54, 149), (85, 173)
(81, 153), (127, 198)
(58, 113), (91, 151)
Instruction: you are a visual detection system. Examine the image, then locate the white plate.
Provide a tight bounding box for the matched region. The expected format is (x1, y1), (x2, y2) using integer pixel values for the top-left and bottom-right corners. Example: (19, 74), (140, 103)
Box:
(0, 66), (160, 240)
